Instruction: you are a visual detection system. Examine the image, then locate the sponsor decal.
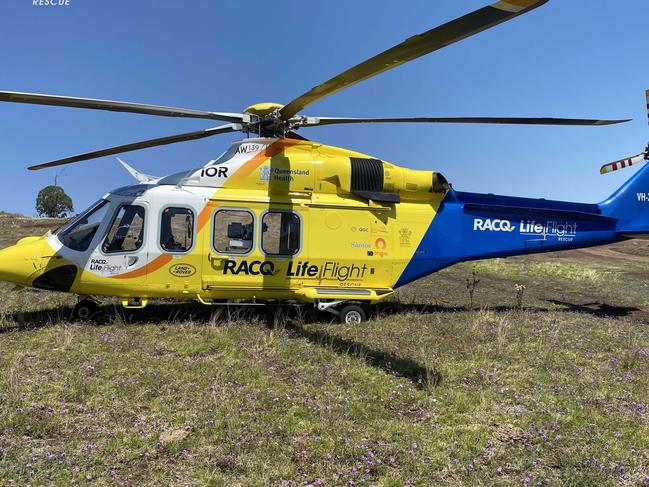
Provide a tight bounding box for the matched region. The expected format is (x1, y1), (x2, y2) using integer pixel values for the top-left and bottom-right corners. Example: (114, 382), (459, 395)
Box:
(373, 237), (388, 257)
(351, 242), (371, 249)
(288, 261), (369, 281)
(169, 263), (197, 277)
(223, 260), (275, 276)
(520, 220), (577, 242)
(473, 217), (578, 242)
(473, 218), (516, 232)
(399, 228), (412, 247)
(260, 167), (310, 183)
(89, 258), (122, 274)
(221, 259), (368, 282)
(200, 166), (229, 178)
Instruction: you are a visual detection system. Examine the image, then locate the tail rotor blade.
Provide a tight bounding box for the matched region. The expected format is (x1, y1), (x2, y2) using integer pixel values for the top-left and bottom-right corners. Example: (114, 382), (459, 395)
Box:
(600, 153), (647, 175)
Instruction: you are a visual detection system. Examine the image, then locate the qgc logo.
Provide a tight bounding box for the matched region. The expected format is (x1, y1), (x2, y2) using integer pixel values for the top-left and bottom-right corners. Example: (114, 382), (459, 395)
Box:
(473, 218), (516, 232)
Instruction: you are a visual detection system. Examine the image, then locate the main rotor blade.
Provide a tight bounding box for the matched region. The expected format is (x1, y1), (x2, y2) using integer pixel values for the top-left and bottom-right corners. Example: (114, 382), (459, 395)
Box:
(279, 0), (548, 121)
(0, 91), (244, 123)
(28, 124), (240, 170)
(303, 116), (631, 127)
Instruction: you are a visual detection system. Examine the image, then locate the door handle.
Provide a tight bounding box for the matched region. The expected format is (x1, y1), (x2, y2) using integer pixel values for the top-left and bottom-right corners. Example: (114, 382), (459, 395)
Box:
(208, 253), (227, 266)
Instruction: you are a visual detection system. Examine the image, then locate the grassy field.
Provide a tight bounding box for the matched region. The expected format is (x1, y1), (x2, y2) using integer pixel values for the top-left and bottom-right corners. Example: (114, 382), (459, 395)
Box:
(0, 214), (648, 486)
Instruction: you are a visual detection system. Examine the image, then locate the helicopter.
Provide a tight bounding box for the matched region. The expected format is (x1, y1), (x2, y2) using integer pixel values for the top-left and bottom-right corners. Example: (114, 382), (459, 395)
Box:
(0, 0), (647, 324)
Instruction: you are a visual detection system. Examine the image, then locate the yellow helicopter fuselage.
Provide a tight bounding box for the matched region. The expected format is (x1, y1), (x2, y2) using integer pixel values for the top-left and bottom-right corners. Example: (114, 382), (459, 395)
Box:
(0, 138), (447, 306)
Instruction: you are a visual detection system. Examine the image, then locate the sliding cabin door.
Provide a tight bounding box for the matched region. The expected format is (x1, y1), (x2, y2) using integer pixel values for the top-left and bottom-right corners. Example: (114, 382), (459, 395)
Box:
(201, 203), (307, 297)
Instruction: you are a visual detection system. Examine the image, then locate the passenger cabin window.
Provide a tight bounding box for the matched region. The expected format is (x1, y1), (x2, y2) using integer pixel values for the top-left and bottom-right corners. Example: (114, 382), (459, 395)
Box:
(58, 200), (110, 252)
(160, 207), (194, 252)
(213, 209), (253, 254)
(262, 212), (300, 256)
(102, 205), (145, 253)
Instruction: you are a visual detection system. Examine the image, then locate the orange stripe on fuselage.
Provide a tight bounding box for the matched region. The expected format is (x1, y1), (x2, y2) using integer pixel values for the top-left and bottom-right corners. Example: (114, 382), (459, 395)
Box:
(112, 253), (173, 280)
(111, 138), (300, 280)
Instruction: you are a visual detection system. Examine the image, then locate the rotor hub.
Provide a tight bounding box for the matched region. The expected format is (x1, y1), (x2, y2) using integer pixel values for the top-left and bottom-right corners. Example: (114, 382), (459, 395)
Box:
(243, 102), (284, 118)
(243, 102), (295, 137)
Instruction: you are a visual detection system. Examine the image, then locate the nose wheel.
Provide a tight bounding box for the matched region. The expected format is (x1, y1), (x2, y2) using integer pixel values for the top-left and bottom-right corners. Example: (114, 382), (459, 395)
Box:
(72, 298), (99, 321)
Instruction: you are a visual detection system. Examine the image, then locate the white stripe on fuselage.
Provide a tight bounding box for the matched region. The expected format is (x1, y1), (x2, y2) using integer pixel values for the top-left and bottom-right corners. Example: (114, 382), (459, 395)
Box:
(47, 138), (275, 278)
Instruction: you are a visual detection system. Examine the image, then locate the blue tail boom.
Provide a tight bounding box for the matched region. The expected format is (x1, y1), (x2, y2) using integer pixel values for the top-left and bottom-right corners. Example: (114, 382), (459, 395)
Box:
(396, 164), (649, 287)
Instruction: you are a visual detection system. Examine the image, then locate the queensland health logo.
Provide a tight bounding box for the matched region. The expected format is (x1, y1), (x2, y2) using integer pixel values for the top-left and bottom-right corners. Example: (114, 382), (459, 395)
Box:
(473, 218), (516, 232)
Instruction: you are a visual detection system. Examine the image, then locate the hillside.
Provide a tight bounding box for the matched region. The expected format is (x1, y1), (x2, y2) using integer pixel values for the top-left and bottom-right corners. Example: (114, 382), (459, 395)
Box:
(0, 215), (648, 486)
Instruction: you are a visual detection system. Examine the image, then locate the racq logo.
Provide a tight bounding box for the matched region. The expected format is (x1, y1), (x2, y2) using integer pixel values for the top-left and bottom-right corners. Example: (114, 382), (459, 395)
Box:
(473, 218), (516, 232)
(33, 0), (70, 5)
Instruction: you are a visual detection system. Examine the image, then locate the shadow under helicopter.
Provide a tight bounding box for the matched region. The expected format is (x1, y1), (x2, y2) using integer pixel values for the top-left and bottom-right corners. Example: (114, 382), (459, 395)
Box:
(4, 300), (441, 388)
(4, 297), (646, 388)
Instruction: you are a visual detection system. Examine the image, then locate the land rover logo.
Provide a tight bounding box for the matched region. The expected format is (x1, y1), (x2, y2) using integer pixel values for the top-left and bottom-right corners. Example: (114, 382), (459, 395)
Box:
(169, 263), (196, 277)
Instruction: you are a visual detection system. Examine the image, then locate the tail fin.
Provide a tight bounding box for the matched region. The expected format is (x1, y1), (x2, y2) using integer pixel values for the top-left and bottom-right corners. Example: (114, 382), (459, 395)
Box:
(599, 162), (649, 234)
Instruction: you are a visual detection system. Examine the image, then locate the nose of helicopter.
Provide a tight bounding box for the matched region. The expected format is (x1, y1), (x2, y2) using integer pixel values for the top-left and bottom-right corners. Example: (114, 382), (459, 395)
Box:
(0, 237), (45, 286)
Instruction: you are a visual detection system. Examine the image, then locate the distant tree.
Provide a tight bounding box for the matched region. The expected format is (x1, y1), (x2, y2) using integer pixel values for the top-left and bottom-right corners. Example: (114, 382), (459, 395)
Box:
(36, 185), (73, 218)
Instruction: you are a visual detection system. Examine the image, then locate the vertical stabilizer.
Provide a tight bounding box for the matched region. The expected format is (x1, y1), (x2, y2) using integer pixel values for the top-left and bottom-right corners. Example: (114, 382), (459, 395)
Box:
(599, 162), (649, 234)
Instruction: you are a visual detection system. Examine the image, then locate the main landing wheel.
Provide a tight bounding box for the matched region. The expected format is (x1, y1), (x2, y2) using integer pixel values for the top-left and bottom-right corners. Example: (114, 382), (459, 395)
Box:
(339, 305), (367, 325)
(72, 299), (98, 321)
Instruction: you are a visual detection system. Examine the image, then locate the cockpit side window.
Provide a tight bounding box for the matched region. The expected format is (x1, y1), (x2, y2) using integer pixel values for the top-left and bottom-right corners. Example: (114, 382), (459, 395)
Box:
(57, 200), (110, 252)
(102, 205), (146, 253)
(160, 207), (194, 253)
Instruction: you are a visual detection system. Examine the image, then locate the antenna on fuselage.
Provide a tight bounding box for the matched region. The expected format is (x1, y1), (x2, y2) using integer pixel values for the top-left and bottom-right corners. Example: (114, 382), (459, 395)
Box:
(117, 158), (158, 183)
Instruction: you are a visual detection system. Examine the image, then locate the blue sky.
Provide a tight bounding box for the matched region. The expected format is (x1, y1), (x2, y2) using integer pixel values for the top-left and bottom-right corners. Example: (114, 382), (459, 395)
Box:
(0, 0), (647, 215)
